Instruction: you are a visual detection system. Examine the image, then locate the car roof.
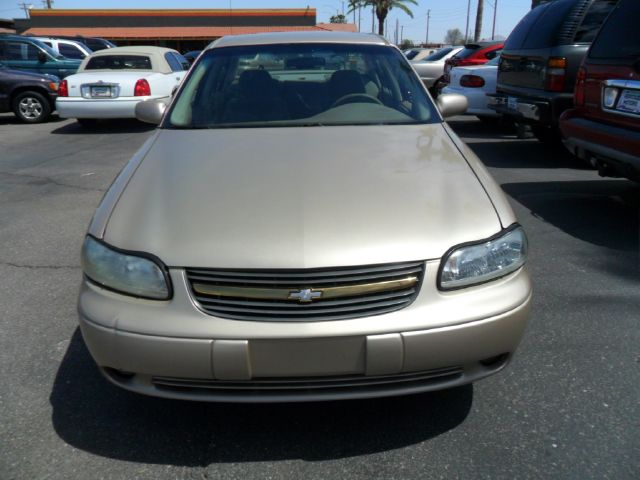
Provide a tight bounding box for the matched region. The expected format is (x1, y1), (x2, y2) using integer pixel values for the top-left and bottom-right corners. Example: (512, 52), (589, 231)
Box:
(88, 46), (177, 56)
(208, 31), (390, 50)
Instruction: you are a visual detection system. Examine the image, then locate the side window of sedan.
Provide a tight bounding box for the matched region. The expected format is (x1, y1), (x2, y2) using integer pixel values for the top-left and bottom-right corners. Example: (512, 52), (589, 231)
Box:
(59, 43), (85, 59)
(164, 52), (183, 72)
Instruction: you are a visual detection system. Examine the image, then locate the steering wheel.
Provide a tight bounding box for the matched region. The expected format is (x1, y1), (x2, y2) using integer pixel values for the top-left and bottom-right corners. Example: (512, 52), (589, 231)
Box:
(331, 93), (383, 108)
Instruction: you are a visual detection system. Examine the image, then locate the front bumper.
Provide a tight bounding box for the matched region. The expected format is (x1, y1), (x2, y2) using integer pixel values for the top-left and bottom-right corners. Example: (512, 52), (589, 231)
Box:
(78, 262), (532, 402)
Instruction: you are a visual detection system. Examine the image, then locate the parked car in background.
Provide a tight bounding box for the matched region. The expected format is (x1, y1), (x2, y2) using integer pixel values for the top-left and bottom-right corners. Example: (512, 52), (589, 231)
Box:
(56, 46), (189, 126)
(183, 50), (202, 65)
(78, 32), (531, 403)
(560, 0), (639, 181)
(405, 48), (436, 62)
(441, 42), (503, 88)
(442, 54), (501, 121)
(412, 46), (463, 91)
(54, 36), (116, 52)
(31, 37), (92, 60)
(0, 35), (81, 79)
(0, 61), (58, 123)
(488, 0), (619, 143)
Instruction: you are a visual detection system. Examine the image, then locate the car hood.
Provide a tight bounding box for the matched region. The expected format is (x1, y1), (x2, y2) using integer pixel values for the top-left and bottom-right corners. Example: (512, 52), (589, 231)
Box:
(1, 67), (59, 82)
(103, 124), (501, 268)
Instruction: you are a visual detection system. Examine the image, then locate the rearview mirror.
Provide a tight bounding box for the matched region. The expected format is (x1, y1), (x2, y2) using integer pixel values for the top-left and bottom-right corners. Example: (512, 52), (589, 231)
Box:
(135, 98), (168, 125)
(37, 51), (48, 63)
(436, 93), (468, 119)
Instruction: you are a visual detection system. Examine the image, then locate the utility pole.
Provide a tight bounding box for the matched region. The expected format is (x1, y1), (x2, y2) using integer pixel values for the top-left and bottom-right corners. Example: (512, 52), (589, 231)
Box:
(41, 0), (53, 8)
(475, 0), (484, 42)
(371, 5), (374, 33)
(492, 0), (498, 40)
(401, 25), (404, 44)
(395, 18), (399, 44)
(464, 0), (471, 43)
(18, 2), (31, 17)
(425, 9), (431, 45)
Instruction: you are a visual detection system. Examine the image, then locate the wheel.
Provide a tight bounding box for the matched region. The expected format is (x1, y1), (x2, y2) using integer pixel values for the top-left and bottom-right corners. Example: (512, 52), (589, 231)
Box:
(12, 91), (51, 123)
(76, 118), (98, 127)
(331, 93), (383, 108)
(531, 125), (563, 145)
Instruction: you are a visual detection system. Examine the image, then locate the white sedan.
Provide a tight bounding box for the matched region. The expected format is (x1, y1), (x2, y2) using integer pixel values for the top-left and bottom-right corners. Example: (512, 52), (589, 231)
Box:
(442, 55), (500, 119)
(56, 46), (188, 126)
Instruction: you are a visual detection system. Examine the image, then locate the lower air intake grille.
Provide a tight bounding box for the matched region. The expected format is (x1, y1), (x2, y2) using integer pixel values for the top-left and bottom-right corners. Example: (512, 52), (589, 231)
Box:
(185, 261), (425, 321)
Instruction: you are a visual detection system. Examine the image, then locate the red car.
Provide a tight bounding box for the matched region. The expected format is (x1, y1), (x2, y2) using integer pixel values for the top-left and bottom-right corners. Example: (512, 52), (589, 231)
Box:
(440, 42), (504, 87)
(560, 0), (639, 181)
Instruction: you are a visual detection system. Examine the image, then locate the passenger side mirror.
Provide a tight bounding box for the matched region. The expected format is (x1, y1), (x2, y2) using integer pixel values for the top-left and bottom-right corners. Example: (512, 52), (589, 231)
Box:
(135, 98), (168, 125)
(436, 93), (468, 118)
(37, 51), (48, 63)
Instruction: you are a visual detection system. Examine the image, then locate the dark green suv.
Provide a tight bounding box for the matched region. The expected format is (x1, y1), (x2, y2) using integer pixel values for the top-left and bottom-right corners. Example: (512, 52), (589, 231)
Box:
(0, 35), (81, 79)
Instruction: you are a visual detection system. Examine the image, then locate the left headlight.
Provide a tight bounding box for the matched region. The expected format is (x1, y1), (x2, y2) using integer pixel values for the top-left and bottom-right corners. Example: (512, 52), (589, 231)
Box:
(81, 236), (171, 300)
(439, 226), (528, 290)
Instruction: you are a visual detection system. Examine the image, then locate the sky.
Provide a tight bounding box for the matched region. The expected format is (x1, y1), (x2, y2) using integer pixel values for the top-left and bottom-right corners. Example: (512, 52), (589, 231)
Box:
(0, 0), (532, 46)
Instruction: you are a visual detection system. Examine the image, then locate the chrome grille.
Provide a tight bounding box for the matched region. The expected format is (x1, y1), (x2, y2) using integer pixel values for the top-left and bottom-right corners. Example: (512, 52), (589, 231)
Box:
(185, 261), (424, 321)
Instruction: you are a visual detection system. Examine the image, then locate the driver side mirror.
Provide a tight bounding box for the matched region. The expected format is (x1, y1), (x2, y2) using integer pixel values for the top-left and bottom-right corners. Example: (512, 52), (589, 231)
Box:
(436, 93), (468, 118)
(135, 98), (168, 125)
(37, 51), (48, 63)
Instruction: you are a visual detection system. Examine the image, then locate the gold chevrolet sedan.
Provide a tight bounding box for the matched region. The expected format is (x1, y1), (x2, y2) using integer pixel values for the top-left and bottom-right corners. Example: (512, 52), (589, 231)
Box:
(78, 32), (531, 402)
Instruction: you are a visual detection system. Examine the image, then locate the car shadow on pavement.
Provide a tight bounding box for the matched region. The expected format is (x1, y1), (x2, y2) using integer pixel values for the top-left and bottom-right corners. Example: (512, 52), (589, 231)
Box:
(503, 180), (640, 278)
(468, 139), (588, 170)
(50, 119), (156, 135)
(50, 329), (473, 466)
(0, 114), (67, 126)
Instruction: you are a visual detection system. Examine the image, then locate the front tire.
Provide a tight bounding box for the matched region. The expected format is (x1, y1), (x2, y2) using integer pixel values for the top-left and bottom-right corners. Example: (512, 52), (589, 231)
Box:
(531, 125), (563, 145)
(12, 91), (51, 123)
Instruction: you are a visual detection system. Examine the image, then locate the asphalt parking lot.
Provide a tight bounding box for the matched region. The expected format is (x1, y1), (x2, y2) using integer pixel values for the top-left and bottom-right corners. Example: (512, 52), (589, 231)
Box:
(1, 113), (638, 479)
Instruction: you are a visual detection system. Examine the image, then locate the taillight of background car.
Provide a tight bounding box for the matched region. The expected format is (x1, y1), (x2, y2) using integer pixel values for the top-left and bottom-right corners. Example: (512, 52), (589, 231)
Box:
(134, 79), (151, 96)
(545, 57), (567, 92)
(58, 79), (68, 97)
(460, 75), (486, 88)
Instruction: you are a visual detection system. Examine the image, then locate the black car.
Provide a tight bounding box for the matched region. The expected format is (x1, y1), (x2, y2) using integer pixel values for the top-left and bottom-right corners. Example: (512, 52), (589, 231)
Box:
(0, 62), (59, 123)
(52, 35), (116, 52)
(488, 0), (618, 143)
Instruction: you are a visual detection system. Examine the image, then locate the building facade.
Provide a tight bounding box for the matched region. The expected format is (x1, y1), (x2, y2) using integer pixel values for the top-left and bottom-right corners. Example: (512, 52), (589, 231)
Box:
(15, 9), (356, 52)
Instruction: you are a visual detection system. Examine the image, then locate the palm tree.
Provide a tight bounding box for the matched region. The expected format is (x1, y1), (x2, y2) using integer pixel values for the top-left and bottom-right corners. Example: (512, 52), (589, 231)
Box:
(347, 0), (365, 32)
(358, 0), (418, 37)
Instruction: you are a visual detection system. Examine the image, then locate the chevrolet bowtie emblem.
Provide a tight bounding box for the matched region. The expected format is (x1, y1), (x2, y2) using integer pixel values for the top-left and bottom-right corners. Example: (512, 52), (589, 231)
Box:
(288, 288), (322, 303)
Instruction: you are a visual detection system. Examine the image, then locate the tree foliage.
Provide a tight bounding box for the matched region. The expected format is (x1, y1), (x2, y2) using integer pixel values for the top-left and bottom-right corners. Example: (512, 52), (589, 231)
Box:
(330, 14), (347, 24)
(357, 0), (418, 36)
(445, 28), (464, 45)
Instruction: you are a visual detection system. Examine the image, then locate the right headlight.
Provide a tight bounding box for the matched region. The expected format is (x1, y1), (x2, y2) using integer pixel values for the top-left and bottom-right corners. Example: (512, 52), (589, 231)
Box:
(439, 226), (528, 290)
(81, 236), (171, 300)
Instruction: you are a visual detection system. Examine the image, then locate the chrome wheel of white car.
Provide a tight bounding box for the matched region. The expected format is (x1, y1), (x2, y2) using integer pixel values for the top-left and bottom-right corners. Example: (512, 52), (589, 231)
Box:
(12, 91), (51, 123)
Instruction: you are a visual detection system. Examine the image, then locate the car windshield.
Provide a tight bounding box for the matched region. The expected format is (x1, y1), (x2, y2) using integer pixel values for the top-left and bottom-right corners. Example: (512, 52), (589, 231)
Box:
(32, 39), (65, 60)
(167, 43), (437, 129)
(423, 47), (455, 61)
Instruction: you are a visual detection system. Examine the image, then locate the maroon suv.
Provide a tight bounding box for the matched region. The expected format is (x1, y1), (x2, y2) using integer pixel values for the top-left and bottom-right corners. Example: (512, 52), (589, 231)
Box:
(560, 0), (640, 181)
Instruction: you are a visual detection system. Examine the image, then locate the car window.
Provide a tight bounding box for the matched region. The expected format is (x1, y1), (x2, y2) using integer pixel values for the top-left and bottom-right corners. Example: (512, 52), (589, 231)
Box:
(5, 41), (40, 61)
(85, 55), (152, 70)
(505, 0), (582, 49)
(573, 0), (618, 43)
(59, 43), (86, 59)
(589, 0), (639, 59)
(167, 43), (438, 129)
(454, 46), (481, 60)
(174, 53), (190, 70)
(485, 48), (501, 59)
(42, 41), (52, 48)
(486, 54), (501, 66)
(423, 47), (454, 61)
(164, 52), (183, 72)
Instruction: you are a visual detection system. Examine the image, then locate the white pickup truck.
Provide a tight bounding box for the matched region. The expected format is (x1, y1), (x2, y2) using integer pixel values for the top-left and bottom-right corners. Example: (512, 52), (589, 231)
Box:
(56, 46), (189, 126)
